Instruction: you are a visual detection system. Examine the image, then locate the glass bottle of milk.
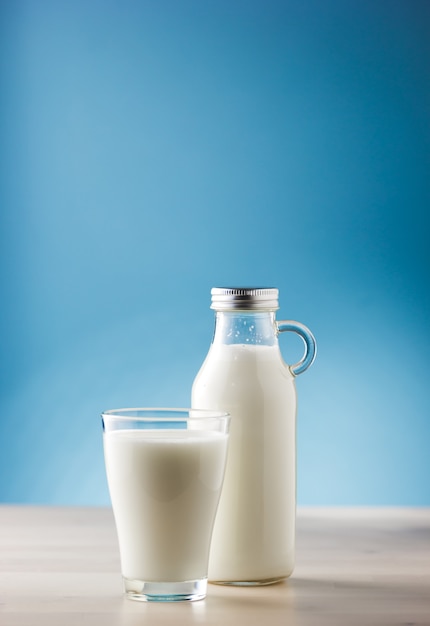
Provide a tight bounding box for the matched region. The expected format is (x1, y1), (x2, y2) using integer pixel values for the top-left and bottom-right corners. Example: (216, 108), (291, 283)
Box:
(192, 287), (316, 585)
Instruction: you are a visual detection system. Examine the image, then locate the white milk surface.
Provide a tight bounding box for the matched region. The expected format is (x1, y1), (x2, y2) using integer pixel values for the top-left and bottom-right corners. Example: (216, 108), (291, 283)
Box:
(192, 343), (296, 582)
(104, 429), (228, 582)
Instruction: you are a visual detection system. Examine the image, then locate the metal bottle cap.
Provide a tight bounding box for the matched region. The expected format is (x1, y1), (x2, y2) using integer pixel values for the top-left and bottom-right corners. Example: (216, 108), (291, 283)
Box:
(210, 287), (279, 311)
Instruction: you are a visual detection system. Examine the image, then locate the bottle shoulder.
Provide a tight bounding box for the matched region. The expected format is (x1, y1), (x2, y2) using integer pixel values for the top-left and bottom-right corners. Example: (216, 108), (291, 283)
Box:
(192, 342), (296, 414)
(193, 343), (293, 382)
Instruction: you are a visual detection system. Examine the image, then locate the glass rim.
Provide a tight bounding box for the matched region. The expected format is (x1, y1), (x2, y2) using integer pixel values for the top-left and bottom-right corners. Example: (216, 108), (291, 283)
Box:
(101, 407), (230, 422)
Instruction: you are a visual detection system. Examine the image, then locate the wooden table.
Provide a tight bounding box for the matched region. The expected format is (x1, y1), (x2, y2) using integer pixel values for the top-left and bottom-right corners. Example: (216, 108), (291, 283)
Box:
(0, 506), (429, 625)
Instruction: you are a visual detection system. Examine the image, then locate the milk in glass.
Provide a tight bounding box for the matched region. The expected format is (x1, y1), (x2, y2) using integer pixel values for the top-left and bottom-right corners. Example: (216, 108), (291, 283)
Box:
(104, 429), (229, 582)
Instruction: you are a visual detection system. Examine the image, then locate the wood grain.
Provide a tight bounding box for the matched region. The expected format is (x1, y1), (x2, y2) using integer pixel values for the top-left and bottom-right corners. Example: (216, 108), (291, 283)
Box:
(0, 506), (429, 626)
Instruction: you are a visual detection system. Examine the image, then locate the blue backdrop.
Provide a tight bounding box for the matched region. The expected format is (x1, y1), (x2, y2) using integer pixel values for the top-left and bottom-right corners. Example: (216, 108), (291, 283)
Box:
(1, 0), (429, 506)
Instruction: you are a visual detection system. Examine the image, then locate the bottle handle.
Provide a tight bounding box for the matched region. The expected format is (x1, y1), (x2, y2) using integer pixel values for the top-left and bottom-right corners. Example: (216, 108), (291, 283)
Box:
(276, 320), (317, 376)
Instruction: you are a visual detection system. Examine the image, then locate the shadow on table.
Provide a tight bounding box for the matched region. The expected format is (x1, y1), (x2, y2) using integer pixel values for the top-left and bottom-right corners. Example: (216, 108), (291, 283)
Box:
(117, 576), (430, 626)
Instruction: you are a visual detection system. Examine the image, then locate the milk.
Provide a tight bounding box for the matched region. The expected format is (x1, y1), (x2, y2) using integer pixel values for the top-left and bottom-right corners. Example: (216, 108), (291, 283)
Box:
(103, 429), (229, 582)
(192, 342), (296, 583)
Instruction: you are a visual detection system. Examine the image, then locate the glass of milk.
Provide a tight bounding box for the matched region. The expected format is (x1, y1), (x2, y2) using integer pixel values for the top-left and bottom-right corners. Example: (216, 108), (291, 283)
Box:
(101, 408), (230, 602)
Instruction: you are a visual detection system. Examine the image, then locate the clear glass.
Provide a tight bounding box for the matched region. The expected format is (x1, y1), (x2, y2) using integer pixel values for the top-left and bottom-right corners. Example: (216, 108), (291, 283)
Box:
(101, 408), (230, 602)
(212, 310), (316, 374)
(213, 310), (278, 346)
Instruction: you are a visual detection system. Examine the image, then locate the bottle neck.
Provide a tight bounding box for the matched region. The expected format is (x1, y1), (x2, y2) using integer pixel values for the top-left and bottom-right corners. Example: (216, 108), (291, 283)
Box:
(212, 310), (278, 346)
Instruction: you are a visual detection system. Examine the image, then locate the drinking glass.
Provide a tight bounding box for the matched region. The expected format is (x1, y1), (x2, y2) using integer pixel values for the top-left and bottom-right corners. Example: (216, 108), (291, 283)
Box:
(102, 408), (230, 602)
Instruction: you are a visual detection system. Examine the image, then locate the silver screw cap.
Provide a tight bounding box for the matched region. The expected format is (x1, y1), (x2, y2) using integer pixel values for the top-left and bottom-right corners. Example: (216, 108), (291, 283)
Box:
(210, 287), (279, 311)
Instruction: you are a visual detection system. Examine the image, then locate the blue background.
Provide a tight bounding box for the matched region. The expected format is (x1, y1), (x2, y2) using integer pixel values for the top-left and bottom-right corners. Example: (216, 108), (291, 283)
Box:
(1, 0), (429, 506)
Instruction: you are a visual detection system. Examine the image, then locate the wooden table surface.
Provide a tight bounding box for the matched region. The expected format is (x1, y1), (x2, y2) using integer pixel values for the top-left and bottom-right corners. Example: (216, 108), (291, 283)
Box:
(0, 506), (429, 626)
